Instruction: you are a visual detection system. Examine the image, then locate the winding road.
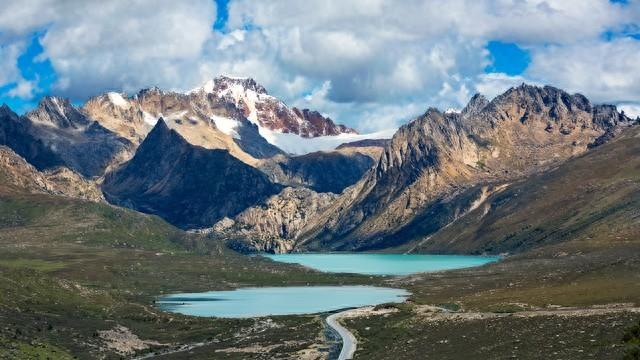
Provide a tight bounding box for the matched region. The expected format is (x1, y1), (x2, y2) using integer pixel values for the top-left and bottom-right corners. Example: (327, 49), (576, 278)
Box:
(326, 310), (358, 360)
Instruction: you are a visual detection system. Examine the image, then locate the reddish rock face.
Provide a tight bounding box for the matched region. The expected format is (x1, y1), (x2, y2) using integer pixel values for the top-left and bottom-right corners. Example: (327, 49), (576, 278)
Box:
(203, 76), (357, 138)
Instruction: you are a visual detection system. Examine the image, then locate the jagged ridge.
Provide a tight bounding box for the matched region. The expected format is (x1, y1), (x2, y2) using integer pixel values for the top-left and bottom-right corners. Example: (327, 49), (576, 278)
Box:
(296, 84), (634, 252)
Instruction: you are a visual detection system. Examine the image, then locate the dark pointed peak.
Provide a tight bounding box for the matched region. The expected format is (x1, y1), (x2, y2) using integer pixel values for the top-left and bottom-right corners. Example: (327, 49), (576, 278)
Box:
(145, 117), (190, 145)
(0, 103), (13, 113)
(0, 103), (19, 119)
(155, 117), (168, 129)
(147, 117), (171, 136)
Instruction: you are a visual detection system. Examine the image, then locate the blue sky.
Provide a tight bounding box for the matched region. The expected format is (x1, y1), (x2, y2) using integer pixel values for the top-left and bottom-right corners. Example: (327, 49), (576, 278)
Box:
(0, 0), (639, 129)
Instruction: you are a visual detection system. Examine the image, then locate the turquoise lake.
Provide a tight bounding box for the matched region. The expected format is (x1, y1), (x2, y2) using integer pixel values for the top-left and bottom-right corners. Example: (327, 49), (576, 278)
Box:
(157, 286), (409, 318)
(158, 254), (499, 318)
(262, 253), (500, 275)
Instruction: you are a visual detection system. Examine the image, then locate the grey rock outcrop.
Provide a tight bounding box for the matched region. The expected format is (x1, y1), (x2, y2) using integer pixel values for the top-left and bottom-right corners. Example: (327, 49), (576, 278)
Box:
(214, 187), (337, 253)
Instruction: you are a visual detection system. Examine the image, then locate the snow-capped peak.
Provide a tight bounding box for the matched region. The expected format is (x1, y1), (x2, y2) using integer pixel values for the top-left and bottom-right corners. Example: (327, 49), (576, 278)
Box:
(211, 115), (241, 139)
(186, 75), (357, 140)
(189, 75), (268, 96)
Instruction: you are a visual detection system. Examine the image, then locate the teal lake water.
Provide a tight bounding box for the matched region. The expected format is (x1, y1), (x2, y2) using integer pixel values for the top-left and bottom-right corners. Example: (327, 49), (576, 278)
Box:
(262, 253), (500, 275)
(157, 286), (409, 318)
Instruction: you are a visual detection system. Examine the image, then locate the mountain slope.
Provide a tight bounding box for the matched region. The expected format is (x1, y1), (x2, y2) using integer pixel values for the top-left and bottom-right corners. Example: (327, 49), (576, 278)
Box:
(0, 146), (102, 202)
(84, 87), (282, 166)
(0, 105), (65, 170)
(261, 150), (376, 194)
(102, 119), (282, 229)
(297, 84), (632, 251)
(401, 124), (640, 254)
(0, 97), (134, 178)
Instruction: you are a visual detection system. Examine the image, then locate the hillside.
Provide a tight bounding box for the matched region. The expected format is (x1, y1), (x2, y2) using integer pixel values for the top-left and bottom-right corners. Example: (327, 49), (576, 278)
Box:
(399, 123), (640, 254)
(0, 155), (369, 358)
(297, 85), (633, 252)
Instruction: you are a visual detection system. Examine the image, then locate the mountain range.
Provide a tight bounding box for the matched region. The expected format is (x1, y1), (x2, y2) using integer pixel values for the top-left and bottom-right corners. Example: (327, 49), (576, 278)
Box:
(1, 77), (637, 256)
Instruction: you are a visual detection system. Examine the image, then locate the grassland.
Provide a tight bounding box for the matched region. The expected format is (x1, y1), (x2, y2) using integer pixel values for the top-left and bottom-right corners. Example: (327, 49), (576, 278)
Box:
(0, 187), (373, 359)
(341, 126), (640, 359)
(3, 127), (640, 359)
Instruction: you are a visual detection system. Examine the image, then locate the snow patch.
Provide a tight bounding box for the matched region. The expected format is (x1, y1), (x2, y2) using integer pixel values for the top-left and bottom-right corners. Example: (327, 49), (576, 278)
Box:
(445, 108), (460, 114)
(189, 79), (215, 94)
(212, 115), (241, 139)
(258, 127), (395, 155)
(51, 97), (65, 115)
(107, 92), (129, 108)
(143, 111), (158, 126)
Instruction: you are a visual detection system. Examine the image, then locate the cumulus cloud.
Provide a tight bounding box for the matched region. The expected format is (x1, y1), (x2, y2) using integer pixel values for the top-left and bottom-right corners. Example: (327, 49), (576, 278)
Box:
(527, 38), (640, 104)
(0, 0), (639, 131)
(475, 73), (534, 100)
(214, 0), (637, 130)
(6, 79), (38, 99)
(0, 0), (216, 99)
(0, 42), (24, 85)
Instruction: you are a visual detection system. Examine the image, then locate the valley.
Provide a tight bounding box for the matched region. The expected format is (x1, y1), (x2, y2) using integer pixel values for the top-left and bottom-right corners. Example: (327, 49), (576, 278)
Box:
(1, 78), (640, 359)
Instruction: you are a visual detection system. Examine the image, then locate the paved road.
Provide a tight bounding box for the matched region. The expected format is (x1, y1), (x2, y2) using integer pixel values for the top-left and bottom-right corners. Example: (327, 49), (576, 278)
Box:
(326, 310), (357, 360)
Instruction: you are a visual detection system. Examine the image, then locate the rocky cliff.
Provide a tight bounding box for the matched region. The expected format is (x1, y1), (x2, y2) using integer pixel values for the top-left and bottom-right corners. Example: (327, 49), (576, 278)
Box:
(211, 187), (337, 253)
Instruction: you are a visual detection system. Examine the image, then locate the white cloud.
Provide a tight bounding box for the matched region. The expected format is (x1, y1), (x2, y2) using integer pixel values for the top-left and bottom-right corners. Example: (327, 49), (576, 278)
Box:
(527, 38), (640, 104)
(475, 73), (533, 100)
(619, 104), (640, 119)
(0, 42), (24, 85)
(6, 79), (38, 99)
(213, 0), (637, 131)
(0, 0), (216, 99)
(260, 127), (396, 155)
(0, 0), (638, 132)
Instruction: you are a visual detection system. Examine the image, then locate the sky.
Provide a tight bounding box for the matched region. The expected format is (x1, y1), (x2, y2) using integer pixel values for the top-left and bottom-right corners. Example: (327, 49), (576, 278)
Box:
(0, 0), (639, 132)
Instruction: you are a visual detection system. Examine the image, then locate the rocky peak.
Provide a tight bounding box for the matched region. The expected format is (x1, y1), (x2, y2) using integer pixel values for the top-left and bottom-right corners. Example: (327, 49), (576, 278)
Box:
(375, 108), (469, 180)
(462, 93), (489, 117)
(135, 86), (164, 98)
(189, 76), (357, 138)
(0, 103), (13, 115)
(492, 84), (593, 116)
(292, 107), (357, 136)
(27, 96), (89, 128)
(211, 76), (268, 95)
